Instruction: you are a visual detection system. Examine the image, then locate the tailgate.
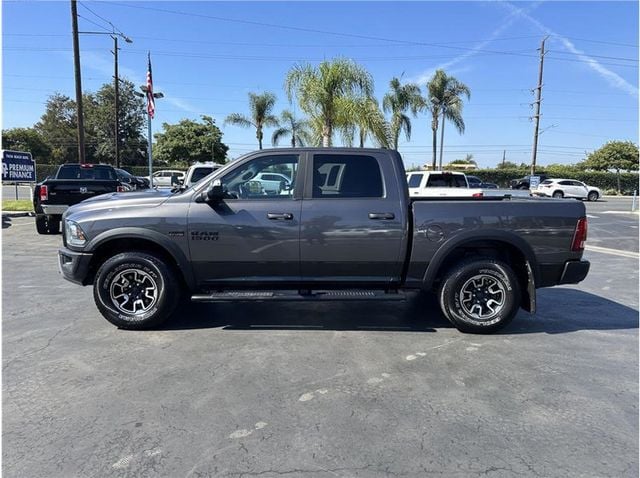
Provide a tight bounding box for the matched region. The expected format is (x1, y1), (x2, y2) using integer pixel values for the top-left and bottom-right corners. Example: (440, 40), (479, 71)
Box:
(45, 180), (119, 206)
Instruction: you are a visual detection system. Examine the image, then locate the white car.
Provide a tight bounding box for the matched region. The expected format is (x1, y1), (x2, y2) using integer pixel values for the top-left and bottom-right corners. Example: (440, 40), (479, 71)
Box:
(253, 172), (291, 194)
(147, 170), (185, 188)
(536, 178), (601, 201)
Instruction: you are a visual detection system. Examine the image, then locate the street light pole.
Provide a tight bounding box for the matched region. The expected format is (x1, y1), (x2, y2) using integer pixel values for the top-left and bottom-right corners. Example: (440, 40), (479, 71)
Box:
(135, 86), (163, 188)
(113, 35), (120, 168)
(70, 0), (86, 164)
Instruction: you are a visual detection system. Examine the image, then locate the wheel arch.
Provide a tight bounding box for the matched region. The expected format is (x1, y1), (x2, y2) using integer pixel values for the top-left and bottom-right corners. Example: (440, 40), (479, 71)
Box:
(423, 230), (538, 313)
(83, 228), (195, 289)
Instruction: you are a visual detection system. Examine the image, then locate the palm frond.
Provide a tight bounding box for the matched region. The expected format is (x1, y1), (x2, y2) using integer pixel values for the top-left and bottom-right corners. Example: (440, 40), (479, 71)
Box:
(224, 113), (253, 128)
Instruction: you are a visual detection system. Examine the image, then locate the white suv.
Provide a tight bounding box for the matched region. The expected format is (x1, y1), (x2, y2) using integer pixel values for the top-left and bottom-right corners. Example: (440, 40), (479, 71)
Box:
(536, 178), (601, 201)
(183, 163), (223, 188)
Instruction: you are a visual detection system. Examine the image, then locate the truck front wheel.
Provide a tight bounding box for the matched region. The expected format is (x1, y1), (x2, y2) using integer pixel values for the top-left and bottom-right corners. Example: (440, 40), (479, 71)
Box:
(439, 258), (521, 334)
(93, 252), (180, 329)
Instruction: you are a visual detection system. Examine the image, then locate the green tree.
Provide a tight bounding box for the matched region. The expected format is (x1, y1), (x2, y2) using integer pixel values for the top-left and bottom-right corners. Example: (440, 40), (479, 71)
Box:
(271, 110), (312, 147)
(580, 140), (639, 191)
(35, 93), (80, 163)
(449, 153), (476, 165)
(285, 58), (374, 147)
(382, 77), (424, 150)
(224, 92), (279, 149)
(338, 96), (390, 148)
(1, 127), (52, 162)
(154, 115), (229, 165)
(426, 70), (471, 170)
(87, 80), (148, 166)
(496, 160), (521, 169)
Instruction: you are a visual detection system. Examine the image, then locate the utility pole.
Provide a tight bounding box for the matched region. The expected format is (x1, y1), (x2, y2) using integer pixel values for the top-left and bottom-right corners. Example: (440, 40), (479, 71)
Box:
(70, 0), (86, 164)
(530, 36), (548, 176)
(113, 36), (120, 168)
(502, 149), (506, 166)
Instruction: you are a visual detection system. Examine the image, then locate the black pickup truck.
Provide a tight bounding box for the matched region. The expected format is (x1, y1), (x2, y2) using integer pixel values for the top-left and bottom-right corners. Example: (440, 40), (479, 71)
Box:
(34, 163), (123, 234)
(58, 148), (590, 333)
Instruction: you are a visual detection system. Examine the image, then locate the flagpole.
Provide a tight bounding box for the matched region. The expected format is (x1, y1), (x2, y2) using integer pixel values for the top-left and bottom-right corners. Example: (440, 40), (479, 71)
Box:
(147, 110), (153, 188)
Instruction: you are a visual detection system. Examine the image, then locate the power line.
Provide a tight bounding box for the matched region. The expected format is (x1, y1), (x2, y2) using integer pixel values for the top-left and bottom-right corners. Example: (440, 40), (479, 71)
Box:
(76, 13), (111, 33)
(563, 36), (639, 48)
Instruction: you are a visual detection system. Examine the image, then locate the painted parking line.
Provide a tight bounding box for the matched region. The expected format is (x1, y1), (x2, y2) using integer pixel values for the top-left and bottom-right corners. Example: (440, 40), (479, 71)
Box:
(585, 245), (639, 259)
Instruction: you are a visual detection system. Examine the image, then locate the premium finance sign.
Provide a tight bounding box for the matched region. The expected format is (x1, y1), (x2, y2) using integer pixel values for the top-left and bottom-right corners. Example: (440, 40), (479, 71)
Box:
(2, 150), (36, 182)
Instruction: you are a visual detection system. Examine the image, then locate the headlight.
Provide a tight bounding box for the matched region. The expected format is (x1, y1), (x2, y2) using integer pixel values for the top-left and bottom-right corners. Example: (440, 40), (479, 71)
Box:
(65, 220), (87, 247)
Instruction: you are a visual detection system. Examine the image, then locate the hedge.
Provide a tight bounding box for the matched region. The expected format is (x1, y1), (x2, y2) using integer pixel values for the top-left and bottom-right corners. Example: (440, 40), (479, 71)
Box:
(471, 168), (639, 193)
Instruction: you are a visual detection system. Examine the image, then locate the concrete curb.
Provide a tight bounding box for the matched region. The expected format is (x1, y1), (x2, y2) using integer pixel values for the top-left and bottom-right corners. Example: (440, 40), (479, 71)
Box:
(2, 211), (34, 218)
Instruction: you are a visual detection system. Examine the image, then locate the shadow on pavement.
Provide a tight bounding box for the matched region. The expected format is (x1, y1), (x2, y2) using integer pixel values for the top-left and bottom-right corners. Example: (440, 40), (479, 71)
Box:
(2, 216), (13, 229)
(161, 288), (638, 334)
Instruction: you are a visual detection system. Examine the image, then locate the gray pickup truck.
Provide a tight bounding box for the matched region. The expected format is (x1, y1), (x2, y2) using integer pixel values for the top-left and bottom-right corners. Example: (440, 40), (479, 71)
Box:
(58, 148), (589, 333)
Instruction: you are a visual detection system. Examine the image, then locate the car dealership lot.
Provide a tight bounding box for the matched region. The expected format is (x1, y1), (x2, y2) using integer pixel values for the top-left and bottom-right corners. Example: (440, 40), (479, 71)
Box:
(3, 199), (638, 477)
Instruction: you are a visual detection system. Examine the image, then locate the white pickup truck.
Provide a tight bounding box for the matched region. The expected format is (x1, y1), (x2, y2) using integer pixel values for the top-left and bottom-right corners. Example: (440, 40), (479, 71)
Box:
(406, 171), (530, 198)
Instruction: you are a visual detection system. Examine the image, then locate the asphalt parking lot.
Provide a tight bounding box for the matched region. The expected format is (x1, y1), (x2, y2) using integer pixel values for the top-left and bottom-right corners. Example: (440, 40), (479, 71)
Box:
(3, 198), (638, 477)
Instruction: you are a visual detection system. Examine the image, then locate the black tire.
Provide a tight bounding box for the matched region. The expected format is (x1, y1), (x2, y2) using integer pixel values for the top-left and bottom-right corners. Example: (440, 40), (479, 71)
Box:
(35, 214), (48, 234)
(587, 191), (599, 202)
(93, 252), (180, 330)
(552, 191), (564, 198)
(438, 258), (521, 334)
(35, 214), (60, 234)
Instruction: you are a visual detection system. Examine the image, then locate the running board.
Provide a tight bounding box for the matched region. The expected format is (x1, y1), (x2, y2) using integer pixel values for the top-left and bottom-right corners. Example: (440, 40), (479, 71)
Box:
(191, 290), (406, 302)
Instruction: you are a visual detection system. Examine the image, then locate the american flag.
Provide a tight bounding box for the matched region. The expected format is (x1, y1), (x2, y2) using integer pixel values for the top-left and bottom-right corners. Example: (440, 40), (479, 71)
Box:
(146, 52), (155, 119)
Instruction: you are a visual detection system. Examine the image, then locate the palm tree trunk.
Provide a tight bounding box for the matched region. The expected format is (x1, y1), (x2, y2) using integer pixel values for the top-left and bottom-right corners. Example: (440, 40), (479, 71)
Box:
(359, 129), (365, 148)
(257, 127), (263, 150)
(438, 107), (446, 170)
(431, 115), (438, 170)
(322, 123), (331, 147)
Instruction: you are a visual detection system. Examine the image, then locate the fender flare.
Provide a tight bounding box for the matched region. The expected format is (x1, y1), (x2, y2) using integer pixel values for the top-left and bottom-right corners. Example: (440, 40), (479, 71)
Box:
(422, 229), (539, 290)
(85, 227), (195, 289)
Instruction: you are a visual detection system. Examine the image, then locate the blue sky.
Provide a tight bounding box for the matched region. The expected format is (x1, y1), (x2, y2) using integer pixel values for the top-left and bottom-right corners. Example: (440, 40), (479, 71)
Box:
(3, 1), (638, 169)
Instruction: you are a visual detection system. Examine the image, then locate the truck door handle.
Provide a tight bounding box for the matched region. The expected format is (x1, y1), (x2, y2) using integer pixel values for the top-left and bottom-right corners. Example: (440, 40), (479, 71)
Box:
(267, 213), (294, 220)
(368, 212), (395, 220)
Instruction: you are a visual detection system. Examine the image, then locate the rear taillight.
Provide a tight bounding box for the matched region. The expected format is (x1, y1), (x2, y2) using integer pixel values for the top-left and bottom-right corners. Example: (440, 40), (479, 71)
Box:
(39, 185), (48, 201)
(472, 192), (484, 198)
(571, 217), (588, 252)
(116, 185), (125, 192)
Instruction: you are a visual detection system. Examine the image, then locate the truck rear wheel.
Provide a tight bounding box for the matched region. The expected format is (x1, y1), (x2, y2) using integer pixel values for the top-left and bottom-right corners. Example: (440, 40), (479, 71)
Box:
(93, 252), (180, 329)
(439, 258), (521, 334)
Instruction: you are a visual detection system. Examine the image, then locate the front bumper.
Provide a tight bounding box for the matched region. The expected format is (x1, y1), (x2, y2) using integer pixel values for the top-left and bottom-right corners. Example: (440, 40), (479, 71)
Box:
(58, 247), (93, 285)
(539, 260), (590, 287)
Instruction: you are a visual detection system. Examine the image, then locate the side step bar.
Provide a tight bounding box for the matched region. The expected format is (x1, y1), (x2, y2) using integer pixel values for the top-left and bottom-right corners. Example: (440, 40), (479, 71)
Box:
(191, 290), (406, 302)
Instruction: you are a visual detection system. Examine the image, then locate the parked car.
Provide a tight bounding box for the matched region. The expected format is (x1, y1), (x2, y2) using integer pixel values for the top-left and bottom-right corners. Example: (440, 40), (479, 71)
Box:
(467, 175), (498, 189)
(183, 163), (223, 188)
(33, 163), (124, 234)
(510, 174), (549, 190)
(146, 170), (185, 188)
(253, 172), (291, 194)
(115, 168), (149, 190)
(535, 178), (601, 201)
(406, 172), (529, 198)
(58, 148), (589, 334)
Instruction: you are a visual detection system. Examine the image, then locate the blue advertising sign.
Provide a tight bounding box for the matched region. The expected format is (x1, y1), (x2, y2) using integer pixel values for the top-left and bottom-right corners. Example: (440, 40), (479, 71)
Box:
(2, 150), (36, 182)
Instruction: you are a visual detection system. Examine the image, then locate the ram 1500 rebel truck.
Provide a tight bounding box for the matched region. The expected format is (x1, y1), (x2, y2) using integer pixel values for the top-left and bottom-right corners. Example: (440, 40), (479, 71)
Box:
(58, 148), (590, 333)
(34, 163), (124, 234)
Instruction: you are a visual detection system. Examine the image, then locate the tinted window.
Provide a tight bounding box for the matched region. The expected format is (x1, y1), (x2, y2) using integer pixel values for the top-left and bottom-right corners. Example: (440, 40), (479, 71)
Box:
(57, 165), (116, 180)
(540, 180), (553, 185)
(312, 155), (383, 198)
(426, 174), (466, 188)
(467, 176), (481, 185)
(408, 173), (424, 188)
(191, 167), (214, 184)
(220, 154), (298, 199)
(558, 180), (572, 186)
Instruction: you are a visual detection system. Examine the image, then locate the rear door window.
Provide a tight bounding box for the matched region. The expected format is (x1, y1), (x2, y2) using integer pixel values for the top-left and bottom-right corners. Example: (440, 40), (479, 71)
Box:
(426, 174), (466, 188)
(311, 154), (383, 198)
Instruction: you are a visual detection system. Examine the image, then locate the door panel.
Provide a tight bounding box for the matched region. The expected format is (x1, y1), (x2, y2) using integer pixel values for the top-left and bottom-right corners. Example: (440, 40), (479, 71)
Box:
(299, 153), (406, 284)
(188, 153), (302, 286)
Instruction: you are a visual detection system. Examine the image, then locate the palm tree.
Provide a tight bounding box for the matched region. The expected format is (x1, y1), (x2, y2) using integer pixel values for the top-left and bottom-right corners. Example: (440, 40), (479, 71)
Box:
(224, 92), (279, 149)
(338, 97), (390, 148)
(285, 58), (374, 147)
(426, 70), (470, 170)
(271, 110), (312, 147)
(382, 77), (424, 150)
